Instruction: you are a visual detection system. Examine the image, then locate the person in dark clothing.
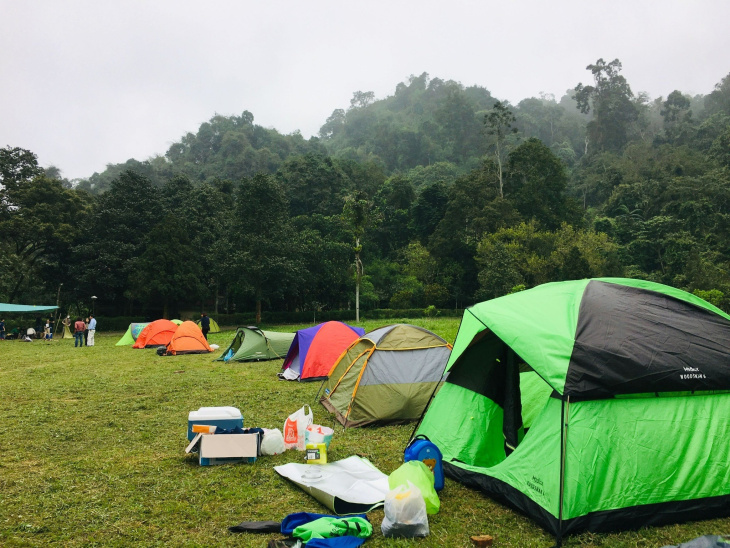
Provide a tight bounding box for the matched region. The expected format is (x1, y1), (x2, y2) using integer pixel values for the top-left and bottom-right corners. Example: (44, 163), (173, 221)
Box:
(200, 313), (211, 340)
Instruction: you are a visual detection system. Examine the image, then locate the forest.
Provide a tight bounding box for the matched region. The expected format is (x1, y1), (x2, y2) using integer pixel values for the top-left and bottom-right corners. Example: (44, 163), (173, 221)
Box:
(2, 58), (730, 319)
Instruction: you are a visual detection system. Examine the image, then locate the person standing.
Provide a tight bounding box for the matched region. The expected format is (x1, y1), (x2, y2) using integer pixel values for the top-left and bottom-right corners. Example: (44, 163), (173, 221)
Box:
(200, 313), (211, 340)
(44, 318), (53, 340)
(0, 318), (5, 340)
(62, 316), (72, 338)
(87, 315), (97, 346)
(83, 317), (90, 345)
(74, 317), (85, 347)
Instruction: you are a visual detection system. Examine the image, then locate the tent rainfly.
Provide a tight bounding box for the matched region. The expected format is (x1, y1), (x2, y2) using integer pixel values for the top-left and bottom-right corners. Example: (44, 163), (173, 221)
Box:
(116, 322), (150, 346)
(162, 321), (212, 355)
(321, 324), (452, 427)
(132, 319), (178, 349)
(280, 321), (365, 381)
(215, 326), (295, 361)
(196, 317), (220, 333)
(414, 278), (730, 542)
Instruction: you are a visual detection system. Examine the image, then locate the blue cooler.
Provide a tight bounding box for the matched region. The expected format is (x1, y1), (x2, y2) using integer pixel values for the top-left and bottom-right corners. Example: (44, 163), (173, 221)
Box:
(187, 407), (243, 441)
(404, 435), (444, 491)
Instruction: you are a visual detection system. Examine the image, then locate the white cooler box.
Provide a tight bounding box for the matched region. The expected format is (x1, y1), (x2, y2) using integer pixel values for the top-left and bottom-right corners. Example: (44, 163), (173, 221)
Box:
(187, 406), (243, 441)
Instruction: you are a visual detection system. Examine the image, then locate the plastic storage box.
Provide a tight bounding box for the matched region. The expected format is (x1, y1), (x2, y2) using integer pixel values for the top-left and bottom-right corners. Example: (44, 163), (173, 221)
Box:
(187, 406), (243, 441)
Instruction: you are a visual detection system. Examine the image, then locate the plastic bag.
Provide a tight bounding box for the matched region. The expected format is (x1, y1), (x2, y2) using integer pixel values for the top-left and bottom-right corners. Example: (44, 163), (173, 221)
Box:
(261, 428), (286, 455)
(381, 481), (429, 538)
(283, 405), (313, 450)
(223, 348), (234, 362)
(388, 460), (440, 514)
(305, 424), (334, 449)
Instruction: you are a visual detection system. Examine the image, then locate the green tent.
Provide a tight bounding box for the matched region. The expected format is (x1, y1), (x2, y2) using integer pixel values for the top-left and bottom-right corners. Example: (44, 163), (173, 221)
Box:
(415, 278), (730, 541)
(321, 324), (452, 427)
(215, 326), (294, 361)
(196, 317), (220, 333)
(115, 322), (150, 346)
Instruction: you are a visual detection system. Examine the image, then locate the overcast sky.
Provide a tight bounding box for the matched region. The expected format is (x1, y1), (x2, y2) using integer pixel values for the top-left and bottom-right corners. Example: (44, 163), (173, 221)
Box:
(2, 1), (729, 180)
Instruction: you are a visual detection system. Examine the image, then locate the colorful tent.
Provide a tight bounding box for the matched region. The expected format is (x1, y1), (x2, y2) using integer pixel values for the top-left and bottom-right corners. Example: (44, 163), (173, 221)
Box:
(281, 321), (365, 381)
(116, 322), (150, 346)
(196, 317), (220, 333)
(215, 326), (295, 361)
(162, 321), (212, 355)
(414, 278), (730, 541)
(321, 324), (452, 427)
(132, 319), (178, 349)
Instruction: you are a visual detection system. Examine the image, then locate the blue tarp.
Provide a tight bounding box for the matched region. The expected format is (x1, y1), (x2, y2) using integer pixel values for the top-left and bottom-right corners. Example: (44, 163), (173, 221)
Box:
(0, 303), (59, 313)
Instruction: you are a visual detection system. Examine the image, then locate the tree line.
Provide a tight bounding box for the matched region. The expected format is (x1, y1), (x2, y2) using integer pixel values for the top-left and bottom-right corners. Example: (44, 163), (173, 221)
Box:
(2, 59), (730, 319)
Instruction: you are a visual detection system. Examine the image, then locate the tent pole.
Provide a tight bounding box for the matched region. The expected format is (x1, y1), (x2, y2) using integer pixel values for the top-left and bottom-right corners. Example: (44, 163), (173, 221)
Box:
(556, 396), (569, 548)
(313, 379), (326, 404)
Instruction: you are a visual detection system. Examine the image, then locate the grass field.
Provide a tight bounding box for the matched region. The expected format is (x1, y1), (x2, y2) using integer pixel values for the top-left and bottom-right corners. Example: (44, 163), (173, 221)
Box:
(1, 318), (727, 547)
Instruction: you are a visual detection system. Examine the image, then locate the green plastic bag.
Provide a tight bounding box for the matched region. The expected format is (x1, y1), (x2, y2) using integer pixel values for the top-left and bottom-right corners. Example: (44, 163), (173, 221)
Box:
(388, 460), (440, 514)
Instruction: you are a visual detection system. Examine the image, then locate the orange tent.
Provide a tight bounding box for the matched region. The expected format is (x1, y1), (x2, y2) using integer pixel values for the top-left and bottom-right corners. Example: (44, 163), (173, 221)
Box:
(164, 321), (212, 355)
(133, 319), (178, 349)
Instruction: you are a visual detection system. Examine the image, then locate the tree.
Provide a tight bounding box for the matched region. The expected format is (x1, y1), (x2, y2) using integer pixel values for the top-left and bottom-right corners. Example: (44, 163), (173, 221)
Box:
(343, 191), (371, 321)
(71, 171), (159, 312)
(129, 214), (205, 318)
(230, 173), (297, 323)
(660, 90), (693, 143)
(484, 101), (518, 197)
(0, 146), (43, 193)
(505, 138), (581, 230)
(350, 91), (375, 110)
(573, 58), (639, 153)
(277, 154), (353, 217)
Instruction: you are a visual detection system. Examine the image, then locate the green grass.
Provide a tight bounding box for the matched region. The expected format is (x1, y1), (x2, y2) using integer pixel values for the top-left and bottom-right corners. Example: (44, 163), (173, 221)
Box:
(0, 320), (726, 547)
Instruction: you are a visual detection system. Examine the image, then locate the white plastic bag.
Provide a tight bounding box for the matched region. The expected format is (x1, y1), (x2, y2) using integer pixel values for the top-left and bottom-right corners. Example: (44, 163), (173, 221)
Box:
(261, 428), (286, 455)
(305, 424), (334, 449)
(283, 405), (313, 450)
(381, 481), (429, 538)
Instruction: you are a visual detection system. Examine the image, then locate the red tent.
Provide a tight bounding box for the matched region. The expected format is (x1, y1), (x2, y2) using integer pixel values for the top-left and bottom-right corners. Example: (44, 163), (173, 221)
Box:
(133, 319), (178, 349)
(281, 321), (365, 381)
(164, 321), (212, 355)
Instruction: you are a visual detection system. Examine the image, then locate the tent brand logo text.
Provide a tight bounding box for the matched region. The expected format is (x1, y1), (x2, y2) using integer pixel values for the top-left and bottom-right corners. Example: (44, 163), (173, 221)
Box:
(680, 367), (707, 380)
(527, 476), (544, 496)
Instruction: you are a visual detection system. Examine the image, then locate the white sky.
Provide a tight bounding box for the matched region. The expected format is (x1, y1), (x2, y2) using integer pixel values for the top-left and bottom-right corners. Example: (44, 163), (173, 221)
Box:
(1, 0), (729, 180)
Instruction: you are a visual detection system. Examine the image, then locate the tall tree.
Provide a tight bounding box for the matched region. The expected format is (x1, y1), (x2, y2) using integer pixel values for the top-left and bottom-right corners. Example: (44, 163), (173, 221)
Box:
(230, 173), (297, 323)
(573, 58), (639, 153)
(484, 101), (518, 197)
(343, 191), (371, 321)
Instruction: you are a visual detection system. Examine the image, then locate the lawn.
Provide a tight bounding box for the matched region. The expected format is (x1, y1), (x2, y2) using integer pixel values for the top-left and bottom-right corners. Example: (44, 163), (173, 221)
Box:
(0, 318), (726, 547)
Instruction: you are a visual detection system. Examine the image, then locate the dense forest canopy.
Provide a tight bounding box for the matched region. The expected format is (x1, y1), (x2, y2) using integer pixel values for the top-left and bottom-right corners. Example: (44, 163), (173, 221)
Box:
(2, 59), (730, 319)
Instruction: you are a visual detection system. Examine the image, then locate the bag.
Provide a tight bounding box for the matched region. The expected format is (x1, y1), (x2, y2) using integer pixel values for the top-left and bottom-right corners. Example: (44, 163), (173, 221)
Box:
(261, 428), (286, 455)
(388, 461), (440, 514)
(404, 435), (444, 491)
(381, 481), (429, 538)
(283, 405), (313, 450)
(223, 348), (234, 362)
(305, 424), (334, 449)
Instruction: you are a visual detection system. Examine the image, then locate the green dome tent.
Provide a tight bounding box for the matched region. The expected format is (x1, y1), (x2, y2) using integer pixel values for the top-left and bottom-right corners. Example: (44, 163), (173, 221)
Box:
(115, 322), (150, 346)
(215, 326), (294, 361)
(415, 278), (730, 542)
(321, 324), (452, 427)
(196, 317), (220, 333)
